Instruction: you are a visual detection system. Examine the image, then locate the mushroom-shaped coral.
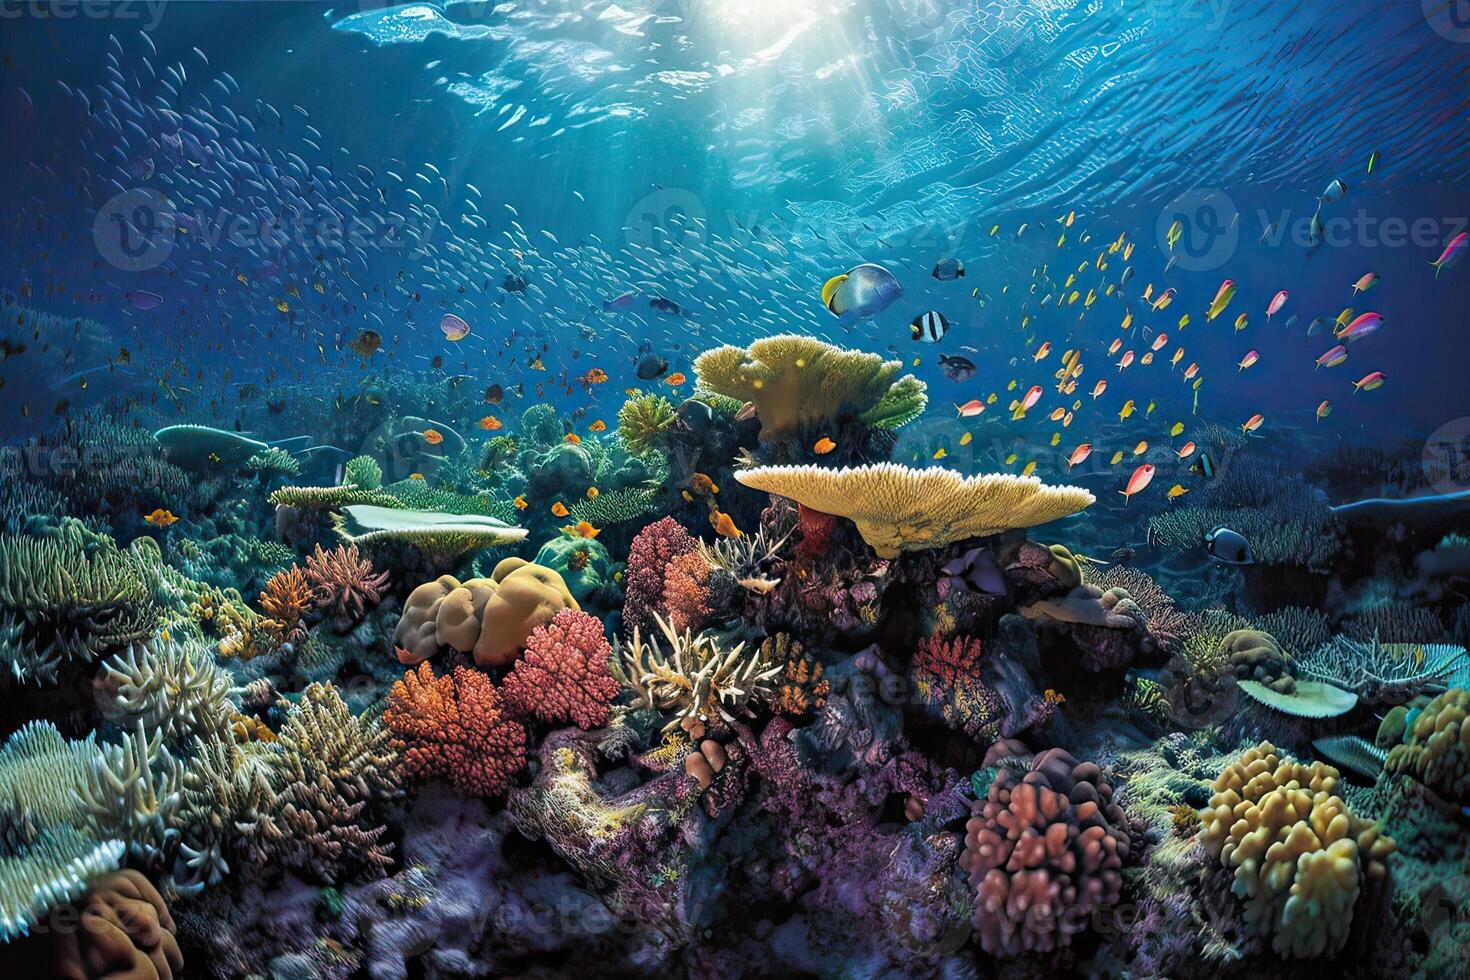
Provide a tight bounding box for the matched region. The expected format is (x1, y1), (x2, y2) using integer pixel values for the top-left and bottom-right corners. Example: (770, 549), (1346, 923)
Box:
(960, 741), (1131, 957)
(502, 609), (619, 729)
(383, 662), (527, 797)
(735, 463), (1093, 559)
(1384, 687), (1470, 804)
(1199, 741), (1395, 958)
(693, 334), (926, 442)
(14, 869), (183, 980)
(333, 504), (527, 567)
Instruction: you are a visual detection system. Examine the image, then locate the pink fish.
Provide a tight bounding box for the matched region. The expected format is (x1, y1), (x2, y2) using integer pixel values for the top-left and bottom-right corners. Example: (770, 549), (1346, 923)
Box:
(1117, 350), (1135, 371)
(1431, 232), (1467, 278)
(1150, 333), (1169, 352)
(1020, 385), (1043, 412)
(1120, 464), (1155, 504)
(1177, 441), (1196, 459)
(1315, 344), (1348, 369)
(1351, 272), (1380, 295)
(1067, 443), (1093, 472)
(1266, 290), (1288, 321)
(1353, 371), (1386, 393)
(1241, 413), (1264, 433)
(1238, 350), (1260, 371)
(955, 400), (986, 418)
(1337, 312), (1383, 343)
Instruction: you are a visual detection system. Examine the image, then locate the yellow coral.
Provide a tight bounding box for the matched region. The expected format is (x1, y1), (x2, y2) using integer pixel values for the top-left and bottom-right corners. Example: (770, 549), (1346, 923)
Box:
(734, 462), (1094, 558)
(1199, 741), (1394, 959)
(1384, 687), (1470, 803)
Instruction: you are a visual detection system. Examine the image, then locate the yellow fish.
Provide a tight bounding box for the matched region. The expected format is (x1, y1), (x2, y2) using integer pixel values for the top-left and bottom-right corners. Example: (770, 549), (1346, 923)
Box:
(933, 448), (947, 460)
(1170, 348), (1185, 368)
(1170, 422), (1185, 437)
(1178, 314), (1190, 329)
(959, 432), (973, 447)
(1007, 380), (1018, 391)
(1133, 440), (1148, 455)
(1119, 399), (1136, 420)
(1234, 313), (1249, 332)
(1005, 453), (1019, 465)
(1050, 432), (1061, 447)
(1022, 461), (1037, 477)
(1145, 399), (1156, 417)
(1109, 450), (1124, 465)
(513, 495), (529, 510)
(1167, 484), (1190, 499)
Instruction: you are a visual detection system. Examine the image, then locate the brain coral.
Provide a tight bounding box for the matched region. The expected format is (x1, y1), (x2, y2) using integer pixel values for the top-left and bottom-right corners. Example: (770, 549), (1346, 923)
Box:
(503, 609), (620, 730)
(1200, 741), (1395, 959)
(736, 463), (1094, 559)
(692, 334), (926, 440)
(1384, 687), (1470, 804)
(960, 741), (1131, 957)
(384, 662), (527, 797)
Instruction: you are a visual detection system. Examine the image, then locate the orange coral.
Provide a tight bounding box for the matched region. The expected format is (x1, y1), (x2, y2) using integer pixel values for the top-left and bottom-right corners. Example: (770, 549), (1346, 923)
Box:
(304, 543), (390, 631)
(383, 662), (527, 797)
(663, 550), (713, 634)
(259, 566), (313, 646)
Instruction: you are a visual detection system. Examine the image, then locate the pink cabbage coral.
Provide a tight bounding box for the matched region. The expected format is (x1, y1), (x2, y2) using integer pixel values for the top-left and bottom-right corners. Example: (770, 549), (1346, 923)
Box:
(304, 543), (390, 631)
(623, 516), (694, 633)
(961, 740), (1131, 957)
(503, 609), (620, 730)
(383, 662), (527, 797)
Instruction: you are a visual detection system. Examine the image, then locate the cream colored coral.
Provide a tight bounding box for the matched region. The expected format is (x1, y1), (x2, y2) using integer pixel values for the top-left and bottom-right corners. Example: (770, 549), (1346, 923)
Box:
(1199, 741), (1394, 959)
(733, 462), (1094, 558)
(693, 334), (925, 437)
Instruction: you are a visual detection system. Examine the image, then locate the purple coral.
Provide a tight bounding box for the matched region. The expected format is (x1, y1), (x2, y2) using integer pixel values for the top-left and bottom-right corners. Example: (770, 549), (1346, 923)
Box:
(502, 609), (620, 730)
(622, 516), (695, 634)
(303, 543), (390, 632)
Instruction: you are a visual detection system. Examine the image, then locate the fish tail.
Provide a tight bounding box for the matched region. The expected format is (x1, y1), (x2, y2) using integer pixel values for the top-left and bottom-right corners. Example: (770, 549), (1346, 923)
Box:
(1431, 260), (1442, 279)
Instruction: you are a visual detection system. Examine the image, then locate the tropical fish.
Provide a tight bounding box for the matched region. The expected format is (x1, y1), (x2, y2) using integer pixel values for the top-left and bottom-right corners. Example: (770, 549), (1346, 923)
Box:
(440, 313), (471, 341)
(1067, 443), (1092, 472)
(1431, 232), (1467, 278)
(1315, 344), (1349, 369)
(955, 399), (986, 418)
(1121, 464), (1155, 504)
(665, 372), (687, 387)
(143, 508), (178, 527)
(932, 257), (965, 280)
(1352, 272), (1380, 295)
(1337, 312), (1383, 343)
(551, 501), (570, 517)
(1177, 441), (1196, 458)
(822, 263), (902, 317)
(1316, 400), (1332, 421)
(813, 437), (837, 455)
(1266, 290), (1288, 321)
(480, 415), (502, 430)
(1238, 350), (1259, 371)
(939, 354), (976, 381)
(1167, 484), (1189, 499)
(1320, 178), (1348, 204)
(126, 290), (164, 310)
(422, 429), (444, 446)
(911, 310), (950, 343)
(1353, 371), (1387, 392)
(710, 510), (742, 538)
(1241, 413), (1265, 433)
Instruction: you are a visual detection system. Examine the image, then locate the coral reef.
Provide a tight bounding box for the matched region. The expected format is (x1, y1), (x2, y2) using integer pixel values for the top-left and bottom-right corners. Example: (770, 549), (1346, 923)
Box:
(502, 609), (620, 729)
(385, 662), (527, 797)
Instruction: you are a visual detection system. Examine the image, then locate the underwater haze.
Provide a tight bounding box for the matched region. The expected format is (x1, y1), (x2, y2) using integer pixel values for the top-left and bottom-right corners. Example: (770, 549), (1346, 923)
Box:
(1, 1), (1470, 978)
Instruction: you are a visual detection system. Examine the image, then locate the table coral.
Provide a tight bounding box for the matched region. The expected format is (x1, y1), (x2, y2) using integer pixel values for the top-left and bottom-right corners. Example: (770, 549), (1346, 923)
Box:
(960, 741), (1132, 957)
(385, 662), (527, 797)
(1199, 741), (1395, 958)
(502, 609), (620, 730)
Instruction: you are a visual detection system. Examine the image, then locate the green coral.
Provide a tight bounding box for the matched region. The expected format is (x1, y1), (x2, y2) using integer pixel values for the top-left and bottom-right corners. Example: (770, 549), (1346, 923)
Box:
(246, 447), (301, 478)
(568, 486), (664, 527)
(617, 394), (677, 457)
(268, 484), (403, 510)
(534, 533), (618, 604)
(343, 455), (383, 490)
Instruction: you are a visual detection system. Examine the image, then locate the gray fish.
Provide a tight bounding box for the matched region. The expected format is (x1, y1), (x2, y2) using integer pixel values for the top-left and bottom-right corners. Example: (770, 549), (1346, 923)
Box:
(1205, 526), (1254, 565)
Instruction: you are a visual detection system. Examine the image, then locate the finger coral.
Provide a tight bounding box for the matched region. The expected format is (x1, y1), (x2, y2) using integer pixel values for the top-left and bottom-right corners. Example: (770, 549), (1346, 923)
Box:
(735, 463), (1093, 559)
(503, 609), (620, 730)
(384, 662), (527, 797)
(1200, 741), (1395, 958)
(1383, 687), (1470, 804)
(258, 565), (314, 648)
(960, 741), (1131, 957)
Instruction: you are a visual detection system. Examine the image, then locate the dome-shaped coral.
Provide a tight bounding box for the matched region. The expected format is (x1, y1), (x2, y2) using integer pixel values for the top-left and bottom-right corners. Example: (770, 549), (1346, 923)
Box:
(1384, 687), (1470, 804)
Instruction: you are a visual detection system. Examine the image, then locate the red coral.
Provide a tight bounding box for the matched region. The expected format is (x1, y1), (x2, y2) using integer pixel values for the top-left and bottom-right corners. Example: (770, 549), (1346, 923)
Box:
(794, 504), (837, 562)
(383, 662), (527, 797)
(304, 543), (390, 630)
(623, 516), (695, 634)
(913, 635), (983, 688)
(502, 609), (620, 729)
(960, 742), (1131, 957)
(663, 550), (713, 634)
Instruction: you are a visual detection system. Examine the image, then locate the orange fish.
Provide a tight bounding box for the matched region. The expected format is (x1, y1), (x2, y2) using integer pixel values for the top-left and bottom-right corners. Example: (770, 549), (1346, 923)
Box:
(813, 437), (837, 455)
(710, 509), (742, 538)
(589, 420), (606, 432)
(479, 415), (502, 431)
(690, 472), (718, 496)
(586, 487), (600, 499)
(563, 520), (601, 539)
(1120, 464), (1155, 505)
(551, 502), (570, 517)
(514, 495), (529, 510)
(1241, 413), (1265, 433)
(143, 508), (178, 527)
(665, 372), (687, 387)
(564, 433), (581, 444)
(422, 429), (444, 446)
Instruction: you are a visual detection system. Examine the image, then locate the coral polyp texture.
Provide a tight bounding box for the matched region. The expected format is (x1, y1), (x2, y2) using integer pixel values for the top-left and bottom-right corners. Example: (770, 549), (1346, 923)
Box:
(735, 463), (1094, 558)
(384, 662), (528, 797)
(502, 608), (620, 729)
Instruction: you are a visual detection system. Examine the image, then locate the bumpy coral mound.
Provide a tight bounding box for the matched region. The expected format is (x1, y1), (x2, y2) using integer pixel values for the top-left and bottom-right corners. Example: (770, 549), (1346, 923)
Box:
(960, 742), (1131, 957)
(1200, 741), (1395, 958)
(1384, 687), (1470, 803)
(693, 334), (926, 440)
(623, 516), (695, 632)
(735, 463), (1093, 558)
(14, 869), (183, 980)
(1222, 629), (1295, 692)
(503, 609), (619, 730)
(663, 550), (714, 634)
(384, 662), (527, 797)
(391, 561), (579, 668)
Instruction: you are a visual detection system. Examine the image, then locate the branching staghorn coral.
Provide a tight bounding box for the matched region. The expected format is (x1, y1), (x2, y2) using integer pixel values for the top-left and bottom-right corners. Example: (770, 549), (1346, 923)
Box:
(174, 734), (282, 889)
(1297, 635), (1466, 706)
(270, 683), (403, 883)
(1343, 603), (1446, 643)
(0, 531), (158, 685)
(1088, 564), (1198, 654)
(303, 543), (390, 631)
(616, 612), (780, 734)
(96, 636), (238, 746)
(257, 565), (313, 649)
(1254, 606), (1332, 657)
(77, 721), (183, 866)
